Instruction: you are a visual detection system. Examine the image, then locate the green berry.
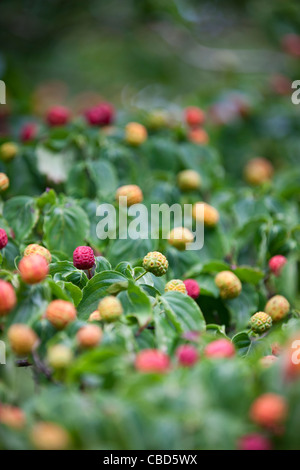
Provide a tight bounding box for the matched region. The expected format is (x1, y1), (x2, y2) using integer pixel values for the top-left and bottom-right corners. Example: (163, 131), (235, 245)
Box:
(143, 251), (168, 277)
(250, 312), (272, 334)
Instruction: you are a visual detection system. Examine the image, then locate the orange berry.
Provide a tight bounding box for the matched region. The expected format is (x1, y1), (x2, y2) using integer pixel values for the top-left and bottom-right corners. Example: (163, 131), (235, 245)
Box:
(19, 254), (49, 284)
(8, 324), (38, 356)
(45, 300), (77, 330)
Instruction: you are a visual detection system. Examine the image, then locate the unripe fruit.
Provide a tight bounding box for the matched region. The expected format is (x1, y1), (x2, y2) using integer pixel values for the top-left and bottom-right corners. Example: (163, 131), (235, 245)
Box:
(244, 158), (274, 186)
(165, 279), (187, 294)
(98, 296), (123, 321)
(188, 127), (209, 145)
(238, 433), (272, 451)
(147, 110), (168, 130)
(135, 349), (170, 373)
(24, 244), (52, 264)
(184, 106), (205, 127)
(0, 280), (17, 316)
(125, 122), (147, 146)
(143, 251), (168, 277)
(249, 393), (287, 429)
(73, 246), (95, 270)
(204, 338), (235, 359)
(20, 122), (38, 142)
(8, 324), (38, 356)
(268, 255), (287, 277)
(84, 102), (115, 126)
(47, 344), (73, 369)
(0, 228), (8, 249)
(0, 172), (9, 191)
(46, 106), (70, 126)
(0, 142), (18, 161)
(45, 300), (77, 330)
(30, 422), (70, 450)
(0, 405), (26, 430)
(116, 184), (143, 207)
(265, 295), (290, 322)
(76, 324), (102, 349)
(249, 312), (272, 334)
(176, 344), (198, 367)
(260, 355), (278, 368)
(192, 202), (219, 228)
(18, 254), (49, 284)
(177, 169), (201, 191)
(215, 271), (242, 299)
(168, 227), (194, 250)
(183, 279), (200, 299)
(88, 310), (101, 322)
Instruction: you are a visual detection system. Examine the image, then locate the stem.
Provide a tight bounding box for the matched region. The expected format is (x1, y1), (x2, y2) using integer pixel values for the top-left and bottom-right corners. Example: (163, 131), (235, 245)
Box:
(87, 268), (93, 280)
(135, 270), (146, 282)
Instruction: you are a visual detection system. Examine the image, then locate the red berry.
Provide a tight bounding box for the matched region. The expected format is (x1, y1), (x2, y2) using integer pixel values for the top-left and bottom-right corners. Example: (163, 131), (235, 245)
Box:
(269, 255), (287, 277)
(85, 102), (115, 126)
(238, 433), (272, 451)
(176, 344), (198, 367)
(47, 106), (70, 127)
(18, 254), (49, 284)
(184, 106), (205, 127)
(135, 349), (170, 373)
(73, 246), (95, 270)
(0, 280), (17, 316)
(183, 279), (200, 299)
(20, 123), (38, 142)
(0, 228), (8, 249)
(282, 33), (300, 58)
(204, 338), (235, 359)
(250, 393), (287, 430)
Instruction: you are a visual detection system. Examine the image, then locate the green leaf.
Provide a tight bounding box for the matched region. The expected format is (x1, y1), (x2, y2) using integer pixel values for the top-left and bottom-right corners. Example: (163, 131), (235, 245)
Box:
(161, 291), (206, 333)
(234, 266), (264, 284)
(232, 332), (251, 356)
(121, 281), (152, 326)
(3, 196), (39, 241)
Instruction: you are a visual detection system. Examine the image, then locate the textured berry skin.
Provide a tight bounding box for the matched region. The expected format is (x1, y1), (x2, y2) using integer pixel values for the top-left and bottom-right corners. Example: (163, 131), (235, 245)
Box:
(98, 296), (123, 321)
(265, 295), (290, 322)
(46, 300), (77, 330)
(269, 255), (287, 277)
(244, 158), (274, 186)
(143, 251), (168, 277)
(30, 422), (70, 450)
(8, 324), (38, 356)
(116, 184), (143, 207)
(238, 433), (272, 451)
(176, 344), (198, 367)
(184, 106), (205, 127)
(0, 280), (17, 316)
(177, 169), (201, 191)
(73, 246), (95, 270)
(260, 355), (278, 368)
(125, 122), (148, 146)
(46, 106), (70, 126)
(88, 310), (101, 322)
(250, 312), (272, 334)
(135, 349), (170, 373)
(0, 405), (26, 430)
(24, 244), (52, 264)
(47, 344), (73, 369)
(76, 324), (102, 349)
(0, 172), (9, 191)
(0, 142), (18, 161)
(19, 254), (49, 284)
(85, 102), (115, 126)
(168, 227), (194, 251)
(250, 393), (287, 429)
(183, 279), (200, 299)
(20, 122), (38, 142)
(192, 202), (219, 227)
(282, 33), (300, 58)
(0, 228), (8, 249)
(204, 339), (235, 359)
(165, 279), (187, 294)
(215, 271), (242, 299)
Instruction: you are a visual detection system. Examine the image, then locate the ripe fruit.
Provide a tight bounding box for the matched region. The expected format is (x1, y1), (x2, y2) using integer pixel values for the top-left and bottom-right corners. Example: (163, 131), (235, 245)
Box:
(135, 349), (170, 373)
(24, 244), (52, 264)
(165, 279), (187, 294)
(47, 344), (73, 369)
(0, 405), (26, 430)
(176, 344), (198, 367)
(73, 246), (95, 270)
(192, 202), (219, 228)
(98, 296), (123, 321)
(88, 310), (101, 322)
(238, 433), (272, 451)
(46, 106), (70, 126)
(269, 255), (287, 277)
(168, 227), (194, 250)
(18, 254), (49, 284)
(20, 122), (38, 142)
(125, 122), (147, 146)
(204, 339), (235, 359)
(184, 106), (205, 127)
(30, 422), (70, 450)
(215, 271), (242, 299)
(84, 102), (115, 126)
(0, 280), (17, 316)
(188, 127), (209, 145)
(116, 184), (143, 207)
(45, 300), (77, 330)
(249, 393), (287, 429)
(0, 228), (8, 249)
(249, 312), (272, 334)
(76, 324), (102, 349)
(183, 279), (200, 299)
(0, 142), (18, 161)
(177, 169), (201, 191)
(8, 324), (38, 356)
(244, 158), (274, 186)
(281, 33), (300, 58)
(143, 251), (168, 277)
(265, 295), (290, 322)
(0, 172), (9, 191)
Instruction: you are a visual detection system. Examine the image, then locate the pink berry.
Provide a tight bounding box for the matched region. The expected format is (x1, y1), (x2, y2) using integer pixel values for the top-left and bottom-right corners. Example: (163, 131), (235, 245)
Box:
(184, 106), (205, 127)
(238, 433), (272, 451)
(73, 246), (95, 270)
(85, 102), (115, 126)
(47, 106), (70, 127)
(269, 255), (287, 277)
(135, 349), (170, 373)
(176, 344), (198, 367)
(204, 338), (235, 359)
(183, 279), (200, 299)
(0, 228), (8, 249)
(20, 123), (38, 142)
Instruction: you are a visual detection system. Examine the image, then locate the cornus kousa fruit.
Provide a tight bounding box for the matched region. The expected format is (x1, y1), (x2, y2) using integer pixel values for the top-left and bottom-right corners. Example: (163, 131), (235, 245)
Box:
(8, 324), (38, 356)
(98, 296), (123, 321)
(147, 110), (168, 130)
(281, 33), (300, 58)
(18, 254), (49, 284)
(45, 300), (77, 330)
(30, 422), (70, 450)
(265, 295), (290, 322)
(20, 122), (38, 142)
(0, 228), (8, 250)
(24, 244), (52, 264)
(176, 344), (198, 367)
(192, 202), (219, 228)
(85, 102), (115, 126)
(135, 349), (170, 373)
(76, 324), (103, 349)
(0, 405), (26, 430)
(183, 279), (200, 299)
(0, 280), (17, 316)
(249, 393), (287, 430)
(88, 310), (101, 322)
(177, 169), (201, 191)
(47, 344), (73, 369)
(116, 184), (143, 207)
(0, 173), (9, 191)
(238, 433), (272, 451)
(46, 105), (70, 126)
(215, 271), (242, 299)
(184, 106), (205, 128)
(0, 142), (18, 161)
(244, 157), (274, 186)
(125, 122), (148, 146)
(73, 246), (95, 270)
(188, 127), (209, 145)
(269, 255), (287, 277)
(143, 251), (168, 277)
(168, 227), (194, 251)
(249, 312), (272, 334)
(204, 339), (235, 359)
(165, 279), (187, 294)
